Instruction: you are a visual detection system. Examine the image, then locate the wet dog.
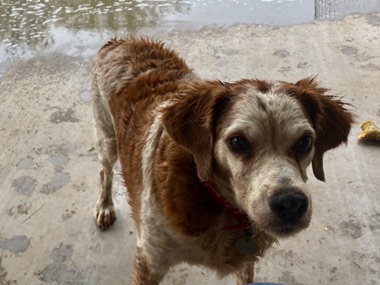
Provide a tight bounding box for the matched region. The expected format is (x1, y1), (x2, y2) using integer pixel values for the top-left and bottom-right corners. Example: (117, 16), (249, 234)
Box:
(91, 37), (353, 284)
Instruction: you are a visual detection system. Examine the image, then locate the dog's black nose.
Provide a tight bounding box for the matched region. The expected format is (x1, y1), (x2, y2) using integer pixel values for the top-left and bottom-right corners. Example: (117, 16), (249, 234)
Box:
(270, 190), (308, 224)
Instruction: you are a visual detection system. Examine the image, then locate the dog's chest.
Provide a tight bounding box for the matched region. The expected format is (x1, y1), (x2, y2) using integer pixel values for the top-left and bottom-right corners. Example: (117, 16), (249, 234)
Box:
(140, 199), (258, 273)
(174, 227), (260, 273)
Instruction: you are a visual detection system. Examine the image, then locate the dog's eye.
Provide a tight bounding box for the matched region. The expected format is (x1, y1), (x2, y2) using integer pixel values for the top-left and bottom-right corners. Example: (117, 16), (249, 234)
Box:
(229, 136), (251, 154)
(297, 136), (313, 152)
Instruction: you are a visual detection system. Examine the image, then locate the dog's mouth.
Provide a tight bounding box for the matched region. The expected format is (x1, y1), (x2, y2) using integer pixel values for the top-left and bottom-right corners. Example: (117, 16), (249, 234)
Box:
(252, 208), (312, 238)
(257, 220), (310, 238)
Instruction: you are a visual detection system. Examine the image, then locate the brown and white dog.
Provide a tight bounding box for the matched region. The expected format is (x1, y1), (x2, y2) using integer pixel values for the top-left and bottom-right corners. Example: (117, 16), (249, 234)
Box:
(91, 37), (353, 284)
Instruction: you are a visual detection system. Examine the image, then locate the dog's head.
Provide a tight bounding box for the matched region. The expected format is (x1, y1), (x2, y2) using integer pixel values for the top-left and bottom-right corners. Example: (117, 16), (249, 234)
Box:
(162, 78), (353, 238)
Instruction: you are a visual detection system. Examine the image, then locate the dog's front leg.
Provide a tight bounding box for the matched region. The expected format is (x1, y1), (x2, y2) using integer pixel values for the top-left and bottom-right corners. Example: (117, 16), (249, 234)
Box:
(94, 166), (116, 229)
(235, 262), (254, 285)
(93, 123), (118, 229)
(132, 246), (168, 285)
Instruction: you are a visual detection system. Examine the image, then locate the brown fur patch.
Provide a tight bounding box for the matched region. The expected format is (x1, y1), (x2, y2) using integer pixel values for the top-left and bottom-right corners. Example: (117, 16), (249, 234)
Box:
(153, 136), (223, 236)
(161, 81), (232, 181)
(282, 77), (354, 181)
(105, 38), (195, 234)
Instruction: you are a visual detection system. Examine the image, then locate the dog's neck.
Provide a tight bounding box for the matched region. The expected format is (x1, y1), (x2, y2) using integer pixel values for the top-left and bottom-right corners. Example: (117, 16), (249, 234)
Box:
(202, 181), (255, 237)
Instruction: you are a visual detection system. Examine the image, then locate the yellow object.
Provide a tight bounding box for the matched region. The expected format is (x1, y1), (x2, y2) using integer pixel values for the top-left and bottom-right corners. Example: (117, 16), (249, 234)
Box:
(358, 120), (380, 141)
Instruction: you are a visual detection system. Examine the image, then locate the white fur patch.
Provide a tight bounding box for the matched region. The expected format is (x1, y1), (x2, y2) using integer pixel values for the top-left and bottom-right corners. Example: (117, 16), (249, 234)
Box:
(139, 109), (165, 246)
(138, 101), (180, 269)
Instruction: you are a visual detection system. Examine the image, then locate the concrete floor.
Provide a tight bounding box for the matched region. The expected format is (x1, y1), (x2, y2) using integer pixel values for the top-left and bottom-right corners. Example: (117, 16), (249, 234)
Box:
(1, 13), (380, 285)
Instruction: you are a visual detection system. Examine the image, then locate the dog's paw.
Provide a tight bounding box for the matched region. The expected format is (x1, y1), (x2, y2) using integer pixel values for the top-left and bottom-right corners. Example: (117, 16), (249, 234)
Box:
(94, 202), (116, 230)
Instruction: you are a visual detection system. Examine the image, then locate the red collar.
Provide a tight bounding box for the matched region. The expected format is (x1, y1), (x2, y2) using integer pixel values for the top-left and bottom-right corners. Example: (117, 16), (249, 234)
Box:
(202, 181), (253, 234)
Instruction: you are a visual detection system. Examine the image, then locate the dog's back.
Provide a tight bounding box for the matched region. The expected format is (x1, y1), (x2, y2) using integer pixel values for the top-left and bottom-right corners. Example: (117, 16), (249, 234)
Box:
(91, 37), (198, 231)
(92, 38), (193, 108)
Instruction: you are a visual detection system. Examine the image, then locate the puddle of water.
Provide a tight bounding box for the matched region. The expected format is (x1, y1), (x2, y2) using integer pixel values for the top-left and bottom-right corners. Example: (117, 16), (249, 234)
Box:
(0, 0), (379, 70)
(0, 0), (192, 58)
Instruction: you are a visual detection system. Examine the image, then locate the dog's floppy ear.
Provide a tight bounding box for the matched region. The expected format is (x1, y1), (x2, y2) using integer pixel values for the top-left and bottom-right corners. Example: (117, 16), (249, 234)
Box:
(284, 77), (354, 181)
(161, 81), (231, 181)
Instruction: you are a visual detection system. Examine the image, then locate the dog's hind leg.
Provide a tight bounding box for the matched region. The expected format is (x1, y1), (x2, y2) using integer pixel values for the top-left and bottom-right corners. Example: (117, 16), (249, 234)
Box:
(91, 78), (118, 230)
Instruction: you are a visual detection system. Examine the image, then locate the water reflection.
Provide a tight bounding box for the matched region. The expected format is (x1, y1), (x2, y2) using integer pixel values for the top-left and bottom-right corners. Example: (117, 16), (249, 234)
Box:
(0, 0), (191, 52)
(1, 0), (379, 61)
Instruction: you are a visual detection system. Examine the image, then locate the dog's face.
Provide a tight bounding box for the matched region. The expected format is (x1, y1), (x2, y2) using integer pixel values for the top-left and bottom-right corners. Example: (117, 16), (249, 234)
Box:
(214, 87), (315, 237)
(163, 78), (353, 238)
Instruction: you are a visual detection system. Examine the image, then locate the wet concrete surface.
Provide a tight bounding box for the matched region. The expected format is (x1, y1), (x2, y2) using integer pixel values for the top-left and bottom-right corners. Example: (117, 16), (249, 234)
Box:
(1, 1), (380, 284)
